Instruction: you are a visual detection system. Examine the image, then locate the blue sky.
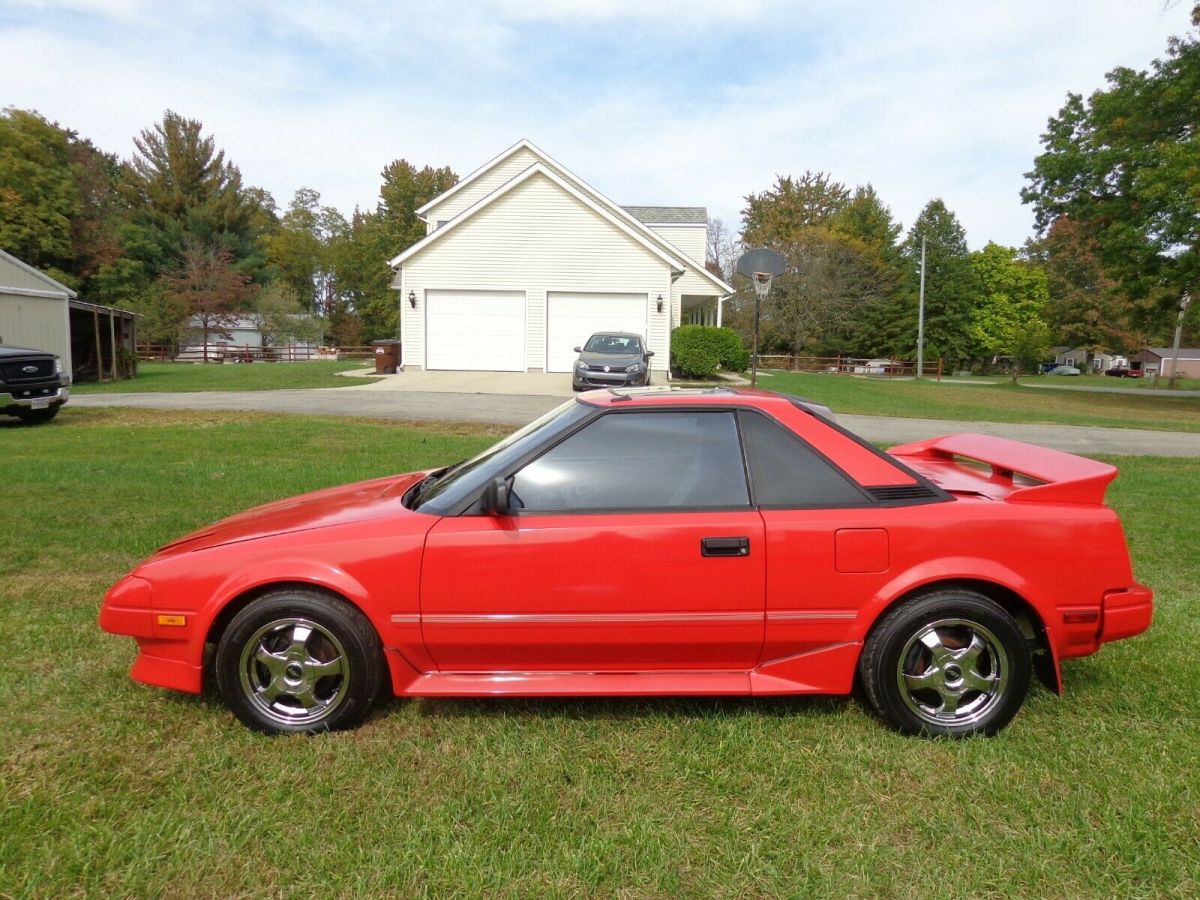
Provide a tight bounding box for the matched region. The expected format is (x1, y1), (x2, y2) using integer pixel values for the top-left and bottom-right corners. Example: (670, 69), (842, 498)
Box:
(1, 0), (1194, 249)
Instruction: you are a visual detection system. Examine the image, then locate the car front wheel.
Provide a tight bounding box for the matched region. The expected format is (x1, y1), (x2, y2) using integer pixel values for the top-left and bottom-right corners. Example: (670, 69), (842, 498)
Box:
(860, 589), (1031, 736)
(215, 589), (385, 734)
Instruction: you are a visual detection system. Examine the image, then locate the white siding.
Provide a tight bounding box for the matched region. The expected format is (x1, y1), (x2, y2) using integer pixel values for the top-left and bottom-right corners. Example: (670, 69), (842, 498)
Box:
(424, 146), (541, 224)
(648, 224), (707, 265)
(0, 292), (71, 367)
(401, 172), (674, 373)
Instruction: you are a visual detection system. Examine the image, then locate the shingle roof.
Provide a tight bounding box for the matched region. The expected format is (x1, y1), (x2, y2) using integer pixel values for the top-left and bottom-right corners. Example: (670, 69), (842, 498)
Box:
(621, 206), (707, 225)
(1145, 347), (1200, 359)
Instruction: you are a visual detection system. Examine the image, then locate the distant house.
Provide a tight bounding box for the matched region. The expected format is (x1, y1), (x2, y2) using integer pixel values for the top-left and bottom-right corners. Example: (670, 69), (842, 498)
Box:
(179, 315), (321, 361)
(387, 139), (732, 375)
(1052, 347), (1126, 373)
(1132, 347), (1200, 379)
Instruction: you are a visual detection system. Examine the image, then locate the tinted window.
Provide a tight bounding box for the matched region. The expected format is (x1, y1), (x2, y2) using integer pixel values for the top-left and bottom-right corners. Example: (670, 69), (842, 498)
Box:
(739, 411), (866, 507)
(511, 411), (749, 511)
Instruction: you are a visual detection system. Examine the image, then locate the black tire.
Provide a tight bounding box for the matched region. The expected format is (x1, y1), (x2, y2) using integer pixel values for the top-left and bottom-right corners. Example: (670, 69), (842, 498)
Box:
(860, 589), (1031, 737)
(215, 588), (385, 735)
(16, 405), (60, 424)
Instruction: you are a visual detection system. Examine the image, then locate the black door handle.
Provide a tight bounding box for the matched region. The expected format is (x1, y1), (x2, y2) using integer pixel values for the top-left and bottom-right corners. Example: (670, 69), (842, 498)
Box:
(701, 536), (750, 557)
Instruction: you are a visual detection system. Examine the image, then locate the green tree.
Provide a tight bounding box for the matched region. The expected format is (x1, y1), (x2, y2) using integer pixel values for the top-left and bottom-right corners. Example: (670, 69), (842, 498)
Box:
(1022, 17), (1200, 340)
(251, 282), (322, 349)
(966, 242), (1051, 363)
(266, 187), (347, 312)
(904, 200), (979, 367)
(0, 108), (84, 284)
(741, 172), (850, 246)
(119, 111), (277, 281)
(333, 159), (458, 342)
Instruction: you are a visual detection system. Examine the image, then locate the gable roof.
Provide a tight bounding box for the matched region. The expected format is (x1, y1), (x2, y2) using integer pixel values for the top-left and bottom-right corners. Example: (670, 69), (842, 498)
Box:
(412, 140), (733, 295)
(0, 248), (77, 298)
(389, 163), (688, 273)
(623, 206), (707, 225)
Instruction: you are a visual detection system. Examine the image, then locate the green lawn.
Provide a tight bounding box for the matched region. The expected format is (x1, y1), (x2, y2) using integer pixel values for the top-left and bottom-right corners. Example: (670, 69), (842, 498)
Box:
(1020, 373), (1200, 392)
(761, 370), (1200, 433)
(3, 408), (1197, 896)
(71, 360), (378, 393)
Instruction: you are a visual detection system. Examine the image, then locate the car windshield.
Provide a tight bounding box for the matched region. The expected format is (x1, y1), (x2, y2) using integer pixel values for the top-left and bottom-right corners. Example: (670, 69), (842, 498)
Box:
(409, 399), (591, 514)
(584, 334), (642, 354)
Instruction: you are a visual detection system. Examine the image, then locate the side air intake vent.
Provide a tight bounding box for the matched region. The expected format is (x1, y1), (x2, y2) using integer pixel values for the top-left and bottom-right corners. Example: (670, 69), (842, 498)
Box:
(867, 484), (941, 503)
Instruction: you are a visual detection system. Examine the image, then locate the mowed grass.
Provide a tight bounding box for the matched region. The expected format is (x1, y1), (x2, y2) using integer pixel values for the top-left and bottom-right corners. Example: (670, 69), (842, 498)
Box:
(71, 359), (378, 393)
(1019, 373), (1200, 392)
(762, 370), (1200, 433)
(2, 408), (1198, 896)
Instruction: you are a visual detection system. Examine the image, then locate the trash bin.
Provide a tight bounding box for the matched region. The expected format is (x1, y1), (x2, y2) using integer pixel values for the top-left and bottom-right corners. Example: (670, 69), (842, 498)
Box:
(372, 339), (401, 374)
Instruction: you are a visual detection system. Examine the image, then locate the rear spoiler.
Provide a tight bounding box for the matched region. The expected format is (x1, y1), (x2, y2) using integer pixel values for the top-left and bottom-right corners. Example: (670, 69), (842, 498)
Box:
(888, 433), (1117, 505)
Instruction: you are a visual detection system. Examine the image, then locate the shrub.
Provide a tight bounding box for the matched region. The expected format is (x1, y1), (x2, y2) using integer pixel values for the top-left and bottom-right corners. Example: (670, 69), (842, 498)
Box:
(670, 326), (749, 377)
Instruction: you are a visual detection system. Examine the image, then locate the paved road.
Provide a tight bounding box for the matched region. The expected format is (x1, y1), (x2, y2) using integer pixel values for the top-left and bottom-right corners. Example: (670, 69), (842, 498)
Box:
(68, 387), (1200, 456)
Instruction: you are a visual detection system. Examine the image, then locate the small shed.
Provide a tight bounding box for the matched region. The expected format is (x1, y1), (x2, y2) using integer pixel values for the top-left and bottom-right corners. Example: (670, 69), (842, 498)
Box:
(1132, 347), (1200, 379)
(0, 249), (139, 381)
(0, 248), (73, 367)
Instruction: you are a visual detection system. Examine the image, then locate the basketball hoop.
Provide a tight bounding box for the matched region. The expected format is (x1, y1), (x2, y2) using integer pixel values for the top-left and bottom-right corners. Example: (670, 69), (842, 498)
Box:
(734, 247), (787, 388)
(751, 272), (774, 299)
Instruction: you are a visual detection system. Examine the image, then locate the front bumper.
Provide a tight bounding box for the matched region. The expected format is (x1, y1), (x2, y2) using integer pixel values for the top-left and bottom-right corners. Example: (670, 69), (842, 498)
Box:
(1, 383), (70, 413)
(573, 370), (649, 389)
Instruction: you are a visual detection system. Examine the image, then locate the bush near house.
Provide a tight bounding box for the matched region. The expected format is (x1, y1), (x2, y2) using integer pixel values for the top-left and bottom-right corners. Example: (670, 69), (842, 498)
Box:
(670, 326), (750, 378)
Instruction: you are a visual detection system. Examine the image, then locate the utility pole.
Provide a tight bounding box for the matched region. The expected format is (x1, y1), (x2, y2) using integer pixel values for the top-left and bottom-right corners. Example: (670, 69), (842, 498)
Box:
(1168, 292), (1192, 388)
(916, 235), (926, 379)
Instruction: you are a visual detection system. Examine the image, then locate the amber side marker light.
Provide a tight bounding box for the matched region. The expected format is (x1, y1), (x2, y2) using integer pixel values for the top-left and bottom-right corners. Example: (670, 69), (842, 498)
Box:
(156, 614), (187, 627)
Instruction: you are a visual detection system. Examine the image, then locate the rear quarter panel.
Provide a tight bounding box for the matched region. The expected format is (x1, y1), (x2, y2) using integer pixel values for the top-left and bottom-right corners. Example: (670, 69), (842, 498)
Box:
(760, 496), (1135, 664)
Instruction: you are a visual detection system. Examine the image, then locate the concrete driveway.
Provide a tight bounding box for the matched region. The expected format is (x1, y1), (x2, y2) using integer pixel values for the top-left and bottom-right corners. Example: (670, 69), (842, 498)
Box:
(67, 384), (1200, 456)
(342, 368), (575, 396)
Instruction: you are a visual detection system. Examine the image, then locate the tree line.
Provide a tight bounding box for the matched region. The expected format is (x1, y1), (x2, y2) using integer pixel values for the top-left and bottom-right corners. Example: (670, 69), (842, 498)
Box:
(0, 108), (456, 348)
(719, 8), (1198, 372)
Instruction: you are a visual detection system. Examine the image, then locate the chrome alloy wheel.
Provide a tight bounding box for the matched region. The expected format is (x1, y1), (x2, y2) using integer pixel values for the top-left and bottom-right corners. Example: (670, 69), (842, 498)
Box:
(238, 617), (351, 727)
(895, 618), (1008, 728)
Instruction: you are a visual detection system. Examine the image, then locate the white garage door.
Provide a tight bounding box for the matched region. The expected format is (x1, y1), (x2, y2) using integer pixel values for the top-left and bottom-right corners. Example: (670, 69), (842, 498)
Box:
(546, 292), (648, 373)
(425, 290), (526, 371)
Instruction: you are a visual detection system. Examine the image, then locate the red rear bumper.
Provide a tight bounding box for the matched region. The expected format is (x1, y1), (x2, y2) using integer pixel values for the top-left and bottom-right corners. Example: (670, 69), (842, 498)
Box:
(1100, 585), (1153, 644)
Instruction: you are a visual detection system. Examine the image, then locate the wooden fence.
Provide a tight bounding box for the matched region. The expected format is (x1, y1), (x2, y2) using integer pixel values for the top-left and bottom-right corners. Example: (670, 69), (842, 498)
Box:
(755, 355), (943, 379)
(137, 343), (379, 363)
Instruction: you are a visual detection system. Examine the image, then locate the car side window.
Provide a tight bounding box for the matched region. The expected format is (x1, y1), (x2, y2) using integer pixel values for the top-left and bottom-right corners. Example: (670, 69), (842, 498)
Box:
(738, 411), (868, 507)
(510, 411), (750, 511)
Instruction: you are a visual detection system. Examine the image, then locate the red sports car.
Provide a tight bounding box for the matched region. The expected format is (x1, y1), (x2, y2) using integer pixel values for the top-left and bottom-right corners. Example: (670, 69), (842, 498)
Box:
(100, 388), (1152, 737)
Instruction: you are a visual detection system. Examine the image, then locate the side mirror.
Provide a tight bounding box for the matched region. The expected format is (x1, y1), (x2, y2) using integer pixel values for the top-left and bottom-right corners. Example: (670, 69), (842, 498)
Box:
(481, 477), (510, 516)
(645, 350), (655, 358)
(573, 346), (582, 353)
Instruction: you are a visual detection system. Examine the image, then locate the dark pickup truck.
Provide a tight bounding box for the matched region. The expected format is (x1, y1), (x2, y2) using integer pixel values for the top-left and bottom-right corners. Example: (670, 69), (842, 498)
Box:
(1, 344), (70, 424)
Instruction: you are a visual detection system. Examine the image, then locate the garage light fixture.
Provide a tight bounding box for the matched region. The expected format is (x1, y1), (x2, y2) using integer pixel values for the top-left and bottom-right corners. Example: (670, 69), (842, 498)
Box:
(408, 291), (417, 309)
(656, 294), (664, 313)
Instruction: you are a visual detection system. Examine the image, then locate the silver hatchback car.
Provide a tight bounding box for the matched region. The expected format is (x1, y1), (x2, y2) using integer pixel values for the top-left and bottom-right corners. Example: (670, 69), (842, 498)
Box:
(571, 332), (655, 392)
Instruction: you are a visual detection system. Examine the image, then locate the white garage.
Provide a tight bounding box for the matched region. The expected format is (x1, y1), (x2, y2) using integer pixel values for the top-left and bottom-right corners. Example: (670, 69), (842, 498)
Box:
(545, 292), (648, 373)
(389, 141), (735, 375)
(425, 290), (525, 371)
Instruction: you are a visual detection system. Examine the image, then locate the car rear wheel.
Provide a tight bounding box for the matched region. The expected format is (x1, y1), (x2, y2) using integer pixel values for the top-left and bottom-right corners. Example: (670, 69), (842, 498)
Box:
(860, 589), (1031, 737)
(215, 589), (385, 735)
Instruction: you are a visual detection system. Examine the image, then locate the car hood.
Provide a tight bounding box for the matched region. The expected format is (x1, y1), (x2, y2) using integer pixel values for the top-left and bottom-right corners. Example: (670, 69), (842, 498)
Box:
(579, 352), (643, 368)
(150, 471), (430, 557)
(0, 344), (54, 359)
